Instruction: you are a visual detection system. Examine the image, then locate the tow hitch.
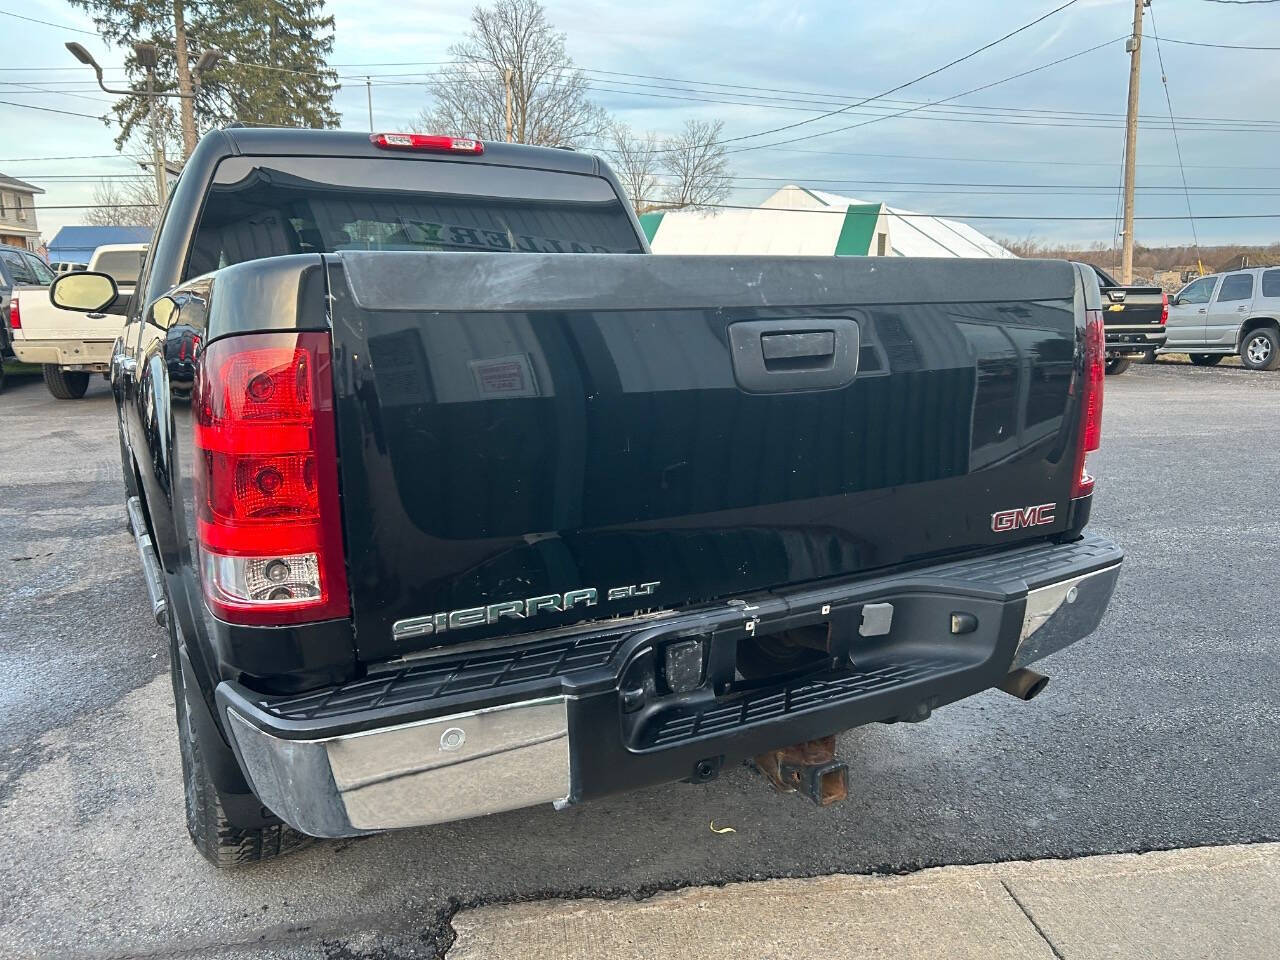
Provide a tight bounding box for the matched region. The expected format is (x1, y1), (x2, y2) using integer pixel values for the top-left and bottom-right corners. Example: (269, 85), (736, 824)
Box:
(753, 735), (849, 807)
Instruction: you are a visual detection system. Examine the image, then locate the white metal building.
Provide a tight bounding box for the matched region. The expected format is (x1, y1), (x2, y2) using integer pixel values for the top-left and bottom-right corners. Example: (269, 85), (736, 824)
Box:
(640, 186), (1015, 259)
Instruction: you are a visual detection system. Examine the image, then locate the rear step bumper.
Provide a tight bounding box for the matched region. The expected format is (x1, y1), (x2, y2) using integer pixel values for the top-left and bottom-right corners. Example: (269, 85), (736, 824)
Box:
(217, 533), (1122, 838)
(1106, 326), (1167, 356)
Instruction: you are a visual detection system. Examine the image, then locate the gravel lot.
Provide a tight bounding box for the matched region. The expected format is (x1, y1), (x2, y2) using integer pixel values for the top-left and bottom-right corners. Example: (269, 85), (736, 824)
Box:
(1, 361), (1277, 959)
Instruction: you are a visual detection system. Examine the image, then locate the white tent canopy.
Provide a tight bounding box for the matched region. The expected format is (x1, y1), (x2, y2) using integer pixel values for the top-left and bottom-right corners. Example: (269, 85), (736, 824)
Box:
(642, 185), (1015, 259)
(770, 187), (1015, 258)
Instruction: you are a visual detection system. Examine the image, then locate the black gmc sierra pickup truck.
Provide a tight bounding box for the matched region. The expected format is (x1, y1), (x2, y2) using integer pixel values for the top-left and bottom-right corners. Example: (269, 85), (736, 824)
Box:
(50, 128), (1122, 867)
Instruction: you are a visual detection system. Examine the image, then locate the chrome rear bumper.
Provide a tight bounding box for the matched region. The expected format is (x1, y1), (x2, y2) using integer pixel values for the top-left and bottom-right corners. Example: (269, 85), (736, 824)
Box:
(220, 534), (1122, 838)
(225, 696), (570, 837)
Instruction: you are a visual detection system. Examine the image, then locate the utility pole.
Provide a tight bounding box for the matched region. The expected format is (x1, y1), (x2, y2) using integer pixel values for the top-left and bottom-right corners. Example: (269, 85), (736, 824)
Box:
(366, 77), (373, 129)
(1120, 0), (1146, 284)
(145, 66), (168, 205)
(504, 67), (514, 142)
(172, 0), (198, 157)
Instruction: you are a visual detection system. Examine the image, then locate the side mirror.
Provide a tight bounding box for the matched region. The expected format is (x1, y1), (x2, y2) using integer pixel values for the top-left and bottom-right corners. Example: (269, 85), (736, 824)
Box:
(150, 296), (178, 329)
(50, 270), (119, 313)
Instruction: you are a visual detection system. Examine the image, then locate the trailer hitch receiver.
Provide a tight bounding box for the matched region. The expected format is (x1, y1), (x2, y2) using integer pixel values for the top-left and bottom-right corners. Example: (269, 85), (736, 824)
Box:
(753, 735), (849, 806)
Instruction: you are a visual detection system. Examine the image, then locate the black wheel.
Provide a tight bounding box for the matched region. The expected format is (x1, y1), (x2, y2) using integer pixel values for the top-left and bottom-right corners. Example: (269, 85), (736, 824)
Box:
(1240, 327), (1280, 371)
(1138, 349), (1157, 364)
(1105, 357), (1131, 376)
(0, 361), (6, 394)
(168, 616), (311, 867)
(1188, 354), (1223, 367)
(42, 365), (90, 399)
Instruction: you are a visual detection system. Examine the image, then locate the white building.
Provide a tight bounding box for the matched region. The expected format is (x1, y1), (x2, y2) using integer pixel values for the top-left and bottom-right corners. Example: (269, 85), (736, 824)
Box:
(0, 173), (43, 251)
(640, 186), (1015, 259)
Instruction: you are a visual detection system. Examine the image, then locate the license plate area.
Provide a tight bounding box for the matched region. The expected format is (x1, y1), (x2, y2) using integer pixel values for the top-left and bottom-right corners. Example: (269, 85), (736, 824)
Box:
(618, 590), (1012, 752)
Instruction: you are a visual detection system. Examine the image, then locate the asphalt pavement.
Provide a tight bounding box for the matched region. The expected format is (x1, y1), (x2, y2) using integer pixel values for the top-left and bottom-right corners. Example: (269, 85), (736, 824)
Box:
(1, 360), (1277, 959)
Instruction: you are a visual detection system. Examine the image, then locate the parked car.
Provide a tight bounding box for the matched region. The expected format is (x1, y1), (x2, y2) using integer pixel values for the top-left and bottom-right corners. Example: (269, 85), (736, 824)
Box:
(7, 242), (147, 398)
(52, 127), (1122, 868)
(49, 261), (86, 274)
(1161, 268), (1280, 371)
(1089, 265), (1167, 375)
(0, 242), (57, 393)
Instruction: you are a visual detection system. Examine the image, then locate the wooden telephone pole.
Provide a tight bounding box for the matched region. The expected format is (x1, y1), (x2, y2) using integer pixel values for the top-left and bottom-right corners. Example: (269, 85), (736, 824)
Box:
(504, 67), (514, 142)
(1120, 0), (1147, 284)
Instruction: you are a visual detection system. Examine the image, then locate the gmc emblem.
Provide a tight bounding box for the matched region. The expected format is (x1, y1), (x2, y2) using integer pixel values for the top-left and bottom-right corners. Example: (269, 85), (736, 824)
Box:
(991, 503), (1057, 533)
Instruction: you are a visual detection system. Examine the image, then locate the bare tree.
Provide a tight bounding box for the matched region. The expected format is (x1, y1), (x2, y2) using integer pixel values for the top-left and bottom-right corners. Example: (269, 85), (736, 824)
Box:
(415, 0), (606, 147)
(84, 176), (160, 228)
(659, 119), (730, 209)
(607, 123), (661, 213)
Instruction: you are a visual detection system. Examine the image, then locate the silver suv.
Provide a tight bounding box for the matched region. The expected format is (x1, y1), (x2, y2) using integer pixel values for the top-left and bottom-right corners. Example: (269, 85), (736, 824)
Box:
(1162, 268), (1280, 371)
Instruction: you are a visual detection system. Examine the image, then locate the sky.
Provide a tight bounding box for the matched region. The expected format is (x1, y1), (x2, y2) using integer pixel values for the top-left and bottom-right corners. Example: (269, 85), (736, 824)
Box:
(4, 0), (1280, 250)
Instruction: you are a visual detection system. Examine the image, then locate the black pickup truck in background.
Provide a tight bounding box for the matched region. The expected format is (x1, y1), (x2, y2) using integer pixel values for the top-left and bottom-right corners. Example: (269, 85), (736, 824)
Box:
(49, 128), (1122, 867)
(1090, 264), (1168, 375)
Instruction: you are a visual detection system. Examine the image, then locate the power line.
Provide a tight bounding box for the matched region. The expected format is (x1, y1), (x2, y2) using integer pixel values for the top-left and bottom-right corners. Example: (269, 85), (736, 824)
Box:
(0, 98), (102, 119)
(435, 64), (1280, 131)
(0, 81), (113, 105)
(9, 147), (1280, 172)
(0, 154), (126, 162)
(0, 8), (99, 36)
(35, 200), (1280, 222)
(631, 201), (1280, 221)
(1152, 35), (1280, 50)
(1147, 6), (1201, 260)
(767, 146), (1280, 171)
(706, 175), (1280, 190)
(725, 37), (1124, 154)
(573, 78), (1280, 134)
(718, 0), (1082, 146)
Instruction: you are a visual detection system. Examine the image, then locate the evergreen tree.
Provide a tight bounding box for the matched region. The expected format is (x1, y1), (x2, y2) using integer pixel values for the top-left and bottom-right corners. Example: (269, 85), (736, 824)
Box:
(67, 0), (340, 157)
(205, 0), (340, 131)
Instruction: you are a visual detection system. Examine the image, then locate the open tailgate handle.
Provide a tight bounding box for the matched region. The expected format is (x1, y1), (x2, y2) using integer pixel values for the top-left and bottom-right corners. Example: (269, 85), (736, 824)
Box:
(729, 317), (860, 393)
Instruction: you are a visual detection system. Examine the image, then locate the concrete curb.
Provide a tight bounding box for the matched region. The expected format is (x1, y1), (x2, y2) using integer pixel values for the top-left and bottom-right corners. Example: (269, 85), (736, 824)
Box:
(448, 842), (1280, 959)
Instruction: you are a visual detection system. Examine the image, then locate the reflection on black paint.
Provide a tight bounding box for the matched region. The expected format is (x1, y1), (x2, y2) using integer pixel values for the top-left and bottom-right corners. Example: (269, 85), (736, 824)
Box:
(336, 282), (1081, 656)
(367, 303), (1078, 541)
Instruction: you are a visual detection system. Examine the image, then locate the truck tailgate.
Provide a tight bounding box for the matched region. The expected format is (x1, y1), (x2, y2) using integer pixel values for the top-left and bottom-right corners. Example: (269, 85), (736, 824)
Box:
(1101, 284), (1164, 326)
(17, 288), (131, 341)
(326, 253), (1084, 663)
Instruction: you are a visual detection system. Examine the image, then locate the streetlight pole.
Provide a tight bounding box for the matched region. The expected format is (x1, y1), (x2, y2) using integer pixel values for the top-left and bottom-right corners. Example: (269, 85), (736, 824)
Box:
(65, 41), (222, 207)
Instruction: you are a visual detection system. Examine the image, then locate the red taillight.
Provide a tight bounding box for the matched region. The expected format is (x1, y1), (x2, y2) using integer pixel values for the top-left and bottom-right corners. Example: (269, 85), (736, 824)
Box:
(192, 332), (349, 626)
(1072, 308), (1105, 499)
(1160, 291), (1169, 324)
(8, 296), (20, 330)
(369, 132), (484, 155)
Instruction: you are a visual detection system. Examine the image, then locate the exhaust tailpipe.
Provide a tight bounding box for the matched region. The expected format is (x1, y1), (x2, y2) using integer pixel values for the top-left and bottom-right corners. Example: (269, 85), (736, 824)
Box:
(999, 667), (1049, 701)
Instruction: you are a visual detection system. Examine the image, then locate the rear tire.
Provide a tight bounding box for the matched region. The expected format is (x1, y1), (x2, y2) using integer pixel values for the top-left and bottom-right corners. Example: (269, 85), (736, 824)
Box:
(43, 365), (90, 399)
(1188, 354), (1223, 367)
(1240, 327), (1280, 371)
(168, 617), (311, 867)
(1105, 357), (1131, 376)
